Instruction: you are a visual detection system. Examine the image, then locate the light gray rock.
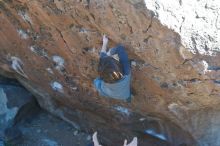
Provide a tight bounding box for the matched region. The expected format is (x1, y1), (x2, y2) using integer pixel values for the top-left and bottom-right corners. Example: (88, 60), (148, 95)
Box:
(144, 0), (220, 55)
(10, 56), (28, 78)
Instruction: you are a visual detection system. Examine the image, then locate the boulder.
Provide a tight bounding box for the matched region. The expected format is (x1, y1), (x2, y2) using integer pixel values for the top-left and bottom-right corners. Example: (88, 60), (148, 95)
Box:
(0, 76), (40, 145)
(0, 0), (219, 145)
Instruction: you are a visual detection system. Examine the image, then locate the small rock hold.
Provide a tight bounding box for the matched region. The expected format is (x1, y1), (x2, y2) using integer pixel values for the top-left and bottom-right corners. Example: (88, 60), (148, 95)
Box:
(131, 61), (137, 66)
(52, 55), (65, 73)
(10, 56), (28, 78)
(50, 81), (64, 93)
(17, 29), (28, 39)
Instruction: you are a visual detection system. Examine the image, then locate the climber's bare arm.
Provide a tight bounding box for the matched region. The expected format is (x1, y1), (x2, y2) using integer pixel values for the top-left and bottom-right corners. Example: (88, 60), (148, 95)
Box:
(101, 34), (108, 53)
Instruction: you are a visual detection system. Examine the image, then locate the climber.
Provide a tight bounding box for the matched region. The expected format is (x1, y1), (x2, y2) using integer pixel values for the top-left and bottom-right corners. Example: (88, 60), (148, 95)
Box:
(93, 35), (131, 102)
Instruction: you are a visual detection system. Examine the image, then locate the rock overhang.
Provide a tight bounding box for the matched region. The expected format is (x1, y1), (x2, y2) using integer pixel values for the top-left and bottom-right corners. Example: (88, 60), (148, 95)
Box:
(0, 0), (220, 145)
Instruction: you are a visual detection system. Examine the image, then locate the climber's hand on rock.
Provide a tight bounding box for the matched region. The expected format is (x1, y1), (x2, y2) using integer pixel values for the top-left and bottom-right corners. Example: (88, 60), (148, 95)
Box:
(102, 34), (108, 46)
(101, 34), (108, 53)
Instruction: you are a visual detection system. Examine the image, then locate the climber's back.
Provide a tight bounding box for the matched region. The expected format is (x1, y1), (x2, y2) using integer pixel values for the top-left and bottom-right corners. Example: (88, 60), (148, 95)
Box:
(94, 35), (131, 101)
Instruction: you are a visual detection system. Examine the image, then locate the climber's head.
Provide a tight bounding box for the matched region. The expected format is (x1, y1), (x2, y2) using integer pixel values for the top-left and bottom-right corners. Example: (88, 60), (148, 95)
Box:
(98, 56), (123, 83)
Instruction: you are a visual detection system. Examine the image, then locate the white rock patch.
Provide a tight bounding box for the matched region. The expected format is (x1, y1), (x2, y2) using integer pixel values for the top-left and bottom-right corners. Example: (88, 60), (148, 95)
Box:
(192, 60), (210, 75)
(10, 56), (28, 78)
(52, 55), (65, 72)
(131, 60), (137, 67)
(17, 29), (28, 39)
(144, 0), (220, 55)
(50, 81), (64, 93)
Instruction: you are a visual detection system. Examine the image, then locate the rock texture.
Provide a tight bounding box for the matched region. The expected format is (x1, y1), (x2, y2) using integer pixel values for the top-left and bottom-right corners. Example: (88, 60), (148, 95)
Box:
(0, 76), (39, 145)
(0, 76), (92, 146)
(145, 0), (220, 55)
(0, 0), (220, 145)
(0, 76), (32, 128)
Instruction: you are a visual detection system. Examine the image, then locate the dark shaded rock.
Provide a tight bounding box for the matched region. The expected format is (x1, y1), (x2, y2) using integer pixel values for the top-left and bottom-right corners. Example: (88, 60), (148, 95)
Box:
(4, 126), (23, 145)
(0, 75), (40, 142)
(14, 96), (41, 125)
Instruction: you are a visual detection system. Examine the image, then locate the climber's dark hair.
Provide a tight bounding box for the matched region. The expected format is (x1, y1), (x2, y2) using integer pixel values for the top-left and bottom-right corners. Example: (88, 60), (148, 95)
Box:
(98, 56), (123, 83)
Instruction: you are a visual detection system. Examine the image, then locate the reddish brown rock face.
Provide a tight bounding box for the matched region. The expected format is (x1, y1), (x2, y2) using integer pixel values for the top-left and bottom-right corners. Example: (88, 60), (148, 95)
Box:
(0, 0), (220, 145)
